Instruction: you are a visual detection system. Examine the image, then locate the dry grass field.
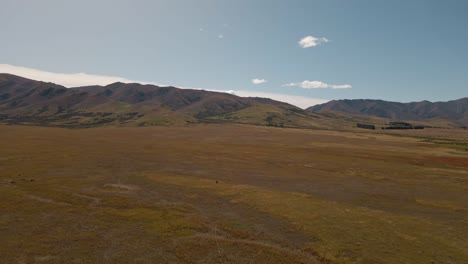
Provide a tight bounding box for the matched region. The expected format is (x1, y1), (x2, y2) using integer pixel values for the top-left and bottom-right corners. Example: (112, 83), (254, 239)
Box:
(0, 124), (467, 263)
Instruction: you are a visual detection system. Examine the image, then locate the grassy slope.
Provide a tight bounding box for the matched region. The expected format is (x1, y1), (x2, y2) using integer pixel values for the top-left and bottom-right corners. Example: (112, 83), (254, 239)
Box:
(317, 110), (463, 128)
(0, 125), (467, 263)
(207, 104), (332, 129)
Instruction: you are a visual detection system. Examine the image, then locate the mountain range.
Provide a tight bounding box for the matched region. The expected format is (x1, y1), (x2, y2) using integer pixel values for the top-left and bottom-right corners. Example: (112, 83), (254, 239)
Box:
(0, 74), (329, 128)
(1, 73), (467, 128)
(307, 98), (468, 127)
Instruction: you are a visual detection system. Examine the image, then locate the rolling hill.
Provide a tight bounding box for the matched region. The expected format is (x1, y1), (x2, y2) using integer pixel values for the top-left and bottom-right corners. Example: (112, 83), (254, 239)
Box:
(0, 74), (332, 128)
(307, 98), (468, 127)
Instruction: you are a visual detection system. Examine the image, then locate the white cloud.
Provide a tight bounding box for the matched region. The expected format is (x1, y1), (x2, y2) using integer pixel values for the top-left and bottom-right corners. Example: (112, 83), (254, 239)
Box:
(0, 64), (158, 88)
(218, 34), (224, 39)
(330, 84), (352, 89)
(284, 80), (352, 89)
(0, 64), (327, 108)
(288, 81), (328, 89)
(298, 36), (330, 48)
(252, 78), (267, 84)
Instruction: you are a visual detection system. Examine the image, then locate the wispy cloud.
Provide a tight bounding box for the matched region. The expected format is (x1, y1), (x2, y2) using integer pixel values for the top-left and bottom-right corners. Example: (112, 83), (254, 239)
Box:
(0, 64), (158, 87)
(252, 78), (267, 84)
(284, 80), (352, 89)
(218, 34), (224, 39)
(298, 35), (330, 48)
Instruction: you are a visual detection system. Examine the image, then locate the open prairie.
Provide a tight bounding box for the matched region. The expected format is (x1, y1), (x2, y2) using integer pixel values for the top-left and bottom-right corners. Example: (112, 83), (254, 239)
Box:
(0, 124), (467, 264)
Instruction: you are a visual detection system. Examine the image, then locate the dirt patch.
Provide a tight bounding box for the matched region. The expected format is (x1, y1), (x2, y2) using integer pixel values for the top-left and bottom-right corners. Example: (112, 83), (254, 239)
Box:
(72, 193), (101, 206)
(24, 194), (70, 206)
(191, 233), (319, 263)
(102, 183), (139, 192)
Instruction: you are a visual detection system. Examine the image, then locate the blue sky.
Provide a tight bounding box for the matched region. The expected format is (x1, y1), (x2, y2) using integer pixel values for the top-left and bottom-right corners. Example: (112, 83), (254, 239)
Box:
(1, 0), (467, 107)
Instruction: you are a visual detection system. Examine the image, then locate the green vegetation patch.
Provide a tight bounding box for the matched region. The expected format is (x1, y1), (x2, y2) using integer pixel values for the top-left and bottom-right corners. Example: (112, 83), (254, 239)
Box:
(113, 207), (204, 237)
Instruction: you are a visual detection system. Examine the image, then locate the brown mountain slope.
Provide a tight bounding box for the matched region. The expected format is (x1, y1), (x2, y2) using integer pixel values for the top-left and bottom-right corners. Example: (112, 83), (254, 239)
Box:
(307, 98), (468, 127)
(74, 82), (257, 118)
(0, 74), (193, 127)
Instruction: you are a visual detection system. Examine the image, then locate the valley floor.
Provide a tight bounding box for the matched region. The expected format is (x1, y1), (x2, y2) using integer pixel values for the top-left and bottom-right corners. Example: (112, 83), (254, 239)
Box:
(0, 124), (467, 263)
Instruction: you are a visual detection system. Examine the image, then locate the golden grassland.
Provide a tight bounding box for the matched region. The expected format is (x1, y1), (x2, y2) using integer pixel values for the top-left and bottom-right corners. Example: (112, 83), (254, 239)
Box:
(0, 124), (467, 263)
